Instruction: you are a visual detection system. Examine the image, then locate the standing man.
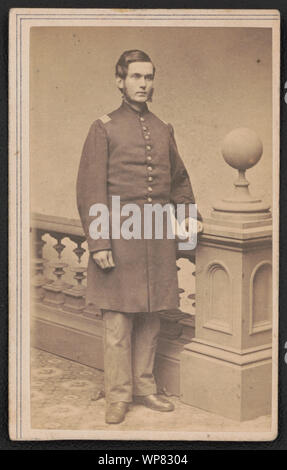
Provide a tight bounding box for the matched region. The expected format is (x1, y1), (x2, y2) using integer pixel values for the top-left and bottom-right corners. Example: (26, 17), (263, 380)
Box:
(77, 50), (202, 424)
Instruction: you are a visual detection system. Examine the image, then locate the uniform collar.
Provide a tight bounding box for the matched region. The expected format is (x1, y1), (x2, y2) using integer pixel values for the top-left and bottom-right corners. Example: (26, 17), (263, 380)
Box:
(120, 99), (149, 117)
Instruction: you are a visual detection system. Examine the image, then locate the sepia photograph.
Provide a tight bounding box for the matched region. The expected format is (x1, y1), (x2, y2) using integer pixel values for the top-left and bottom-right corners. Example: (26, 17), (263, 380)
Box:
(9, 9), (280, 440)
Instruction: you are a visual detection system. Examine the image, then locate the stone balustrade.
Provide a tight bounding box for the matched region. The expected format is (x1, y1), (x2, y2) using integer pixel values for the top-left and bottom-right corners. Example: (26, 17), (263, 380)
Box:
(31, 212), (196, 316)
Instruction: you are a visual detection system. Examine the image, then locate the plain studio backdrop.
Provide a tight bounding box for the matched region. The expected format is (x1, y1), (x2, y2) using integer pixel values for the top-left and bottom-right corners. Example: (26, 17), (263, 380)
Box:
(30, 27), (272, 219)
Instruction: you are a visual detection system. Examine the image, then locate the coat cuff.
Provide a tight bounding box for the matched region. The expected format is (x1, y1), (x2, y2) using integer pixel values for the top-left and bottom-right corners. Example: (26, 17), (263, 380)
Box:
(88, 238), (112, 254)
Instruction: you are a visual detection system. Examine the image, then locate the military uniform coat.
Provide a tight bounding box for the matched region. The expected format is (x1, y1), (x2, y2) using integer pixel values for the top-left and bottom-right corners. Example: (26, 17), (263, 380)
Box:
(76, 100), (197, 313)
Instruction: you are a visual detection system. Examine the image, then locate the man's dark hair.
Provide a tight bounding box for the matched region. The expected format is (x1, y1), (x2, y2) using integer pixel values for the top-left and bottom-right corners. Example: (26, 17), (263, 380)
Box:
(115, 50), (155, 79)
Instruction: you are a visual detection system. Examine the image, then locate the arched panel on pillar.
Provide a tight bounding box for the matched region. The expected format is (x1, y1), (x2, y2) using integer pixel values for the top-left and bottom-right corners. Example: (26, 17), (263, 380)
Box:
(249, 261), (272, 335)
(204, 261), (233, 335)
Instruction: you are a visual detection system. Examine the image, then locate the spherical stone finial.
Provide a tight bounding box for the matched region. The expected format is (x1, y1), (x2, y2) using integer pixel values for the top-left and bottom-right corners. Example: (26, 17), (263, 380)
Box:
(222, 128), (263, 171)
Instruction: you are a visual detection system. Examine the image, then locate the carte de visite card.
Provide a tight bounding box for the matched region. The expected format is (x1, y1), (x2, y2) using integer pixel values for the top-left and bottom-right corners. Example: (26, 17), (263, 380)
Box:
(9, 8), (280, 441)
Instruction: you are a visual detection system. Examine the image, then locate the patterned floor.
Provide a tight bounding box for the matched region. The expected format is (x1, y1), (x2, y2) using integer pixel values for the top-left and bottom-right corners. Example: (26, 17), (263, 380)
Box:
(31, 348), (271, 432)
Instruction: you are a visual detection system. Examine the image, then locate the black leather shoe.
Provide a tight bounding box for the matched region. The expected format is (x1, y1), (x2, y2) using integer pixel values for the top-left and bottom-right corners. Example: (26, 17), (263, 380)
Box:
(105, 402), (129, 424)
(134, 394), (174, 412)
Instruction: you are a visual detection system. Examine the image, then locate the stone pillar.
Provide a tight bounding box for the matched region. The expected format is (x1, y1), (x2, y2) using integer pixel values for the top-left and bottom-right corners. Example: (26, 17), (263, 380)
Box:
(180, 128), (273, 421)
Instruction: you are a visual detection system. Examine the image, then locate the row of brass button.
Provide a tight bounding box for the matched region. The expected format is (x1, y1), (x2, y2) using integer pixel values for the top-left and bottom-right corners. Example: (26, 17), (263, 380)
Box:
(140, 115), (153, 203)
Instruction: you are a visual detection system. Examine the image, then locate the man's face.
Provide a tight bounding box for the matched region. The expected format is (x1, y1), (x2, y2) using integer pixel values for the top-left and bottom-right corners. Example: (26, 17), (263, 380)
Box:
(117, 61), (154, 104)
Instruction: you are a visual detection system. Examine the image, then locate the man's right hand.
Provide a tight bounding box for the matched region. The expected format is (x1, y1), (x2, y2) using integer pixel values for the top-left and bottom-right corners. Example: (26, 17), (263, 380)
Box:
(92, 250), (115, 270)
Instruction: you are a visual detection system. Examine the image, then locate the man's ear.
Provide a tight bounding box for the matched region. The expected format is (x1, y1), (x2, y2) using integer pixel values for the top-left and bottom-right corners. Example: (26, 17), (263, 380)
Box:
(116, 76), (124, 93)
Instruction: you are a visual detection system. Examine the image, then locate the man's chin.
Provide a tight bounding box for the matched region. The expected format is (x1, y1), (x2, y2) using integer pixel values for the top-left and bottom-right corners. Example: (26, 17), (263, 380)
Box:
(123, 93), (151, 106)
(126, 97), (148, 105)
(134, 96), (148, 102)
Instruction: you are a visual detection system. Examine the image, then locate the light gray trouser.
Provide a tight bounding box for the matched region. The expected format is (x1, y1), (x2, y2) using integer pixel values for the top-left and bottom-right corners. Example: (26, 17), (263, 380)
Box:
(103, 310), (161, 404)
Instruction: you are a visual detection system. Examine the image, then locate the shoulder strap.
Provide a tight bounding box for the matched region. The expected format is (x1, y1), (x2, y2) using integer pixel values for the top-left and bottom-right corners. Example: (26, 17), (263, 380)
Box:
(99, 114), (111, 124)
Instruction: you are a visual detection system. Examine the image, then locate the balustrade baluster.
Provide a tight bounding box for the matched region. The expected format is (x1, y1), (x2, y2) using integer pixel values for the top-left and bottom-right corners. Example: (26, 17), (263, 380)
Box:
(189, 268), (196, 307)
(69, 235), (86, 264)
(31, 258), (47, 301)
(176, 259), (196, 315)
(42, 233), (71, 307)
(59, 235), (88, 313)
(177, 263), (185, 300)
(52, 233), (66, 259)
(187, 293), (196, 308)
(62, 266), (87, 313)
(30, 228), (48, 301)
(31, 227), (46, 258)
